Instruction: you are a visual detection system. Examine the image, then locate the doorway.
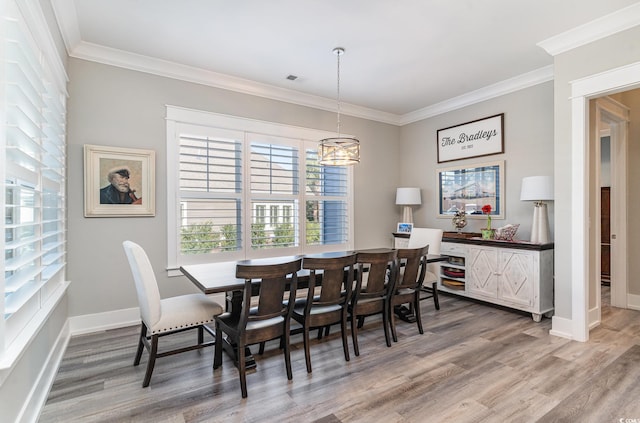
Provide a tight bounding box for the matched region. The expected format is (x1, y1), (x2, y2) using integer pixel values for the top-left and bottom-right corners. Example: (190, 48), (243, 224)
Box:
(568, 61), (640, 342)
(589, 96), (629, 330)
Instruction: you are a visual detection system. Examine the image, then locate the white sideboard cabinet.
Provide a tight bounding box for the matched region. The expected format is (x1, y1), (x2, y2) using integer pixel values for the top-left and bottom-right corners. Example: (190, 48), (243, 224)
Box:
(438, 235), (554, 322)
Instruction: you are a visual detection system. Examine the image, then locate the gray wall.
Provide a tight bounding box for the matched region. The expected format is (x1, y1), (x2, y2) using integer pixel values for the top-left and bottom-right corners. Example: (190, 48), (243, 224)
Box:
(552, 25), (640, 319)
(400, 82), (554, 237)
(66, 58), (401, 317)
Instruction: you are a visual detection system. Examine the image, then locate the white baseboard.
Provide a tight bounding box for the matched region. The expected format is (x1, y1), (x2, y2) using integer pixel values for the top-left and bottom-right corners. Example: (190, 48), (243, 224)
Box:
(549, 315), (574, 340)
(23, 321), (71, 423)
(628, 293), (640, 311)
(68, 307), (141, 336)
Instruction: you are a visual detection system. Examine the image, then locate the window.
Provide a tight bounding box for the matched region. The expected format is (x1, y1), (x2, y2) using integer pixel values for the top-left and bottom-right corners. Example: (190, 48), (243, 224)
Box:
(2, 0), (67, 360)
(166, 107), (353, 269)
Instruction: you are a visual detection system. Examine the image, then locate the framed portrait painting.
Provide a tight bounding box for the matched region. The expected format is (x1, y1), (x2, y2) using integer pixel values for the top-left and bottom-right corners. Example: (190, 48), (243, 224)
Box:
(84, 144), (156, 217)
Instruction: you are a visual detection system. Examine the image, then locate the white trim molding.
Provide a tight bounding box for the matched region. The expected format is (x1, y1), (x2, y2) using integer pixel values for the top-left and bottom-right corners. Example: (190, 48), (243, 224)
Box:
(538, 3), (640, 56)
(568, 61), (640, 342)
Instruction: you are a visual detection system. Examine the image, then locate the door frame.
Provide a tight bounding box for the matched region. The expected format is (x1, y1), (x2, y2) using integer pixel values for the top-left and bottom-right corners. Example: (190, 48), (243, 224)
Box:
(570, 62), (639, 341)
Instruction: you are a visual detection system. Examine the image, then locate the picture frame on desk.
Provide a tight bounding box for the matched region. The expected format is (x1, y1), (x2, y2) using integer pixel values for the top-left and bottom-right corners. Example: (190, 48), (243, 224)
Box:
(397, 222), (413, 233)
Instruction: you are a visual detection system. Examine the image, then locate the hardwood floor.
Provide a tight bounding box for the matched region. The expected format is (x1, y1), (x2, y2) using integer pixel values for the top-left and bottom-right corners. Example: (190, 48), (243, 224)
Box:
(40, 288), (640, 423)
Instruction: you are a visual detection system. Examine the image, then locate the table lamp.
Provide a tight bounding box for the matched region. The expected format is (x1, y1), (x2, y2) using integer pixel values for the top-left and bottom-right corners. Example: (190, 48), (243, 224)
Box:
(396, 187), (421, 224)
(520, 176), (553, 244)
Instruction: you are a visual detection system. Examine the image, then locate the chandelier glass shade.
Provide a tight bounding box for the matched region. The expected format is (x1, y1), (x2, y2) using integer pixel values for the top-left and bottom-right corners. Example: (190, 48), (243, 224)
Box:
(319, 47), (360, 166)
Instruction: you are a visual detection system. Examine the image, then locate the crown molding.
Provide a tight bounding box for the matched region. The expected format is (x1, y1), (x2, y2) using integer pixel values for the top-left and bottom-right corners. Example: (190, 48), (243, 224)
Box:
(52, 0), (553, 126)
(400, 66), (554, 125)
(69, 41), (403, 126)
(538, 3), (640, 56)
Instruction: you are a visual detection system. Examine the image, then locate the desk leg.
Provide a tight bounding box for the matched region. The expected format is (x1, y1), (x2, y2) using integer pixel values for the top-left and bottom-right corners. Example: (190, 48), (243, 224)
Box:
(224, 290), (257, 370)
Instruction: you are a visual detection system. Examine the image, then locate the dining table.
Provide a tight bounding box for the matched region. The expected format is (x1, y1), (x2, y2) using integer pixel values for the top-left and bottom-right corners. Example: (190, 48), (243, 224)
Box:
(180, 248), (449, 369)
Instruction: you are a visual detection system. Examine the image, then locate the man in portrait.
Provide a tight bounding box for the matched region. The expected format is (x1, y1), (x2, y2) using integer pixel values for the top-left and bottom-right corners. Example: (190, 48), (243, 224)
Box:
(100, 167), (141, 204)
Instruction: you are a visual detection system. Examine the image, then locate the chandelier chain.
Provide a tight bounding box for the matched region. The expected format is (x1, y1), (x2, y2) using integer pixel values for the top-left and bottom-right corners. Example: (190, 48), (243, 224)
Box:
(336, 49), (342, 136)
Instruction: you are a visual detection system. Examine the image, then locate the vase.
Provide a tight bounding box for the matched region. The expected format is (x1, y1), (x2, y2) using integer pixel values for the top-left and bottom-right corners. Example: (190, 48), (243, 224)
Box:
(481, 229), (494, 240)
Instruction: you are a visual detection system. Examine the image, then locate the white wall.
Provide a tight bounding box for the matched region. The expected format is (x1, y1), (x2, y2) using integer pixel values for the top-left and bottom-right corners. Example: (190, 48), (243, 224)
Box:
(399, 82), (555, 239)
(552, 25), (640, 322)
(65, 58), (402, 318)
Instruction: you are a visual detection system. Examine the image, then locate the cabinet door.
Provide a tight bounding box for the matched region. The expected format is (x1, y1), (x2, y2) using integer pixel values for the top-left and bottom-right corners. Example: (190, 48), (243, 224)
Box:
(467, 246), (498, 298)
(498, 250), (536, 308)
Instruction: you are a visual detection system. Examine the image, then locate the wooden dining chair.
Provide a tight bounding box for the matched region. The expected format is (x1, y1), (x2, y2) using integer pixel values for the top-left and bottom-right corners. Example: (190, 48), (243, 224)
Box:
(213, 257), (302, 398)
(408, 228), (444, 310)
(349, 249), (398, 356)
(122, 241), (223, 387)
(389, 245), (430, 342)
(291, 253), (358, 373)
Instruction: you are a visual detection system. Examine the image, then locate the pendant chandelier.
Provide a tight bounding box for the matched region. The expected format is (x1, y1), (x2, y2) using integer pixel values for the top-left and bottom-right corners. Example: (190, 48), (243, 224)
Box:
(319, 47), (360, 166)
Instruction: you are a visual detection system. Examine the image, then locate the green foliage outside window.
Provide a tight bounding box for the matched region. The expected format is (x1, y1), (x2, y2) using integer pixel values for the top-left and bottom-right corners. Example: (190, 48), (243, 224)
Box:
(273, 223), (294, 247)
(180, 221), (220, 254)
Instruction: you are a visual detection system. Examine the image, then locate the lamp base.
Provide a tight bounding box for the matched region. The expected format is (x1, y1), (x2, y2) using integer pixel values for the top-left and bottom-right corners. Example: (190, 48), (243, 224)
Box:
(402, 206), (413, 224)
(530, 202), (550, 244)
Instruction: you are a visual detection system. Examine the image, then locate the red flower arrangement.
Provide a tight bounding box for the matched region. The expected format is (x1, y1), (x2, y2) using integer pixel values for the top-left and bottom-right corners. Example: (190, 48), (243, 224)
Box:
(482, 204), (492, 229)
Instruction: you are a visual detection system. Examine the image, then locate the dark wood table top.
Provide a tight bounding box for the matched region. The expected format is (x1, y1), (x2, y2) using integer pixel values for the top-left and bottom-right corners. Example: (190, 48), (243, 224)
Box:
(180, 249), (449, 295)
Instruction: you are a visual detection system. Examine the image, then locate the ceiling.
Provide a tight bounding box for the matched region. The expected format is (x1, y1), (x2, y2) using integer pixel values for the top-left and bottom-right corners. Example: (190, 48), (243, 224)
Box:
(51, 0), (640, 124)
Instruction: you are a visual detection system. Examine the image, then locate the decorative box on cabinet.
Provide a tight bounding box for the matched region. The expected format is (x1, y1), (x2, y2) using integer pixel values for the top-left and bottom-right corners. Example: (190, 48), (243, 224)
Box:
(438, 237), (554, 322)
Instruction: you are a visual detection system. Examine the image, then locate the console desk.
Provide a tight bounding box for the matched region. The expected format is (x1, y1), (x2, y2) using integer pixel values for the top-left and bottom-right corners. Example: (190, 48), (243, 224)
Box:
(438, 232), (554, 322)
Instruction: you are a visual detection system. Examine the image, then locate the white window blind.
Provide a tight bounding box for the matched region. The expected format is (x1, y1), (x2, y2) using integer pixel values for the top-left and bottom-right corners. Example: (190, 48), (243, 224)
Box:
(167, 108), (354, 268)
(2, 0), (67, 353)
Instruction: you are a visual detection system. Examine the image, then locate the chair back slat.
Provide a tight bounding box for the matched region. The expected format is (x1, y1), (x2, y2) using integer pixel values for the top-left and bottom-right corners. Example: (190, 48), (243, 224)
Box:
(396, 245), (429, 291)
(302, 253), (357, 308)
(236, 258), (303, 327)
(355, 250), (398, 298)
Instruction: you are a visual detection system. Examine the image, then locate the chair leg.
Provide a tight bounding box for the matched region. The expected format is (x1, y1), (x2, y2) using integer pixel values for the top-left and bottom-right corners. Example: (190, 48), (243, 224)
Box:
(351, 313), (360, 356)
(198, 325), (204, 344)
(213, 321), (223, 369)
(303, 325), (312, 373)
(134, 324), (146, 366)
(258, 342), (266, 355)
(432, 282), (440, 310)
(415, 294), (424, 335)
(316, 327), (324, 340)
(284, 331), (293, 381)
(340, 315), (350, 362)
(357, 316), (365, 329)
(382, 303), (391, 348)
(238, 341), (248, 398)
(142, 334), (158, 387)
(389, 302), (398, 343)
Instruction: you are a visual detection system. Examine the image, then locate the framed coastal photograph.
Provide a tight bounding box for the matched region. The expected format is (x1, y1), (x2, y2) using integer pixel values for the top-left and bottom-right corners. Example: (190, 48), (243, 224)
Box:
(84, 144), (156, 217)
(437, 160), (504, 219)
(437, 113), (504, 163)
(397, 222), (413, 233)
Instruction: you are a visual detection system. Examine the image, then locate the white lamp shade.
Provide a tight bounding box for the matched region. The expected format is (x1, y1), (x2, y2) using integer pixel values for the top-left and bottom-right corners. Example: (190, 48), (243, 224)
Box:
(396, 187), (421, 205)
(520, 176), (553, 201)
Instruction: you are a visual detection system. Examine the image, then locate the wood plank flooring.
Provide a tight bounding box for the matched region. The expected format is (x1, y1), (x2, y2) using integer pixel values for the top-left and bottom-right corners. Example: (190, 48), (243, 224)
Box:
(40, 288), (640, 423)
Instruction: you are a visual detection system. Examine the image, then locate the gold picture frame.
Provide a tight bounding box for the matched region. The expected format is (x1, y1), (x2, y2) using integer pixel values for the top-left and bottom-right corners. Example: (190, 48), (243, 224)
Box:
(84, 144), (156, 217)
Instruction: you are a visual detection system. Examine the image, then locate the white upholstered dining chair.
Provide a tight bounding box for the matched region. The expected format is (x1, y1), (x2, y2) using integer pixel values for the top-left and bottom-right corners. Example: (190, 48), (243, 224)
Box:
(123, 240), (223, 387)
(407, 228), (444, 309)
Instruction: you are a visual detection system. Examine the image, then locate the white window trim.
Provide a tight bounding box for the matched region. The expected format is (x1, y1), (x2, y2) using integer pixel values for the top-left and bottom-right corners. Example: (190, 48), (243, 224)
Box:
(165, 105), (355, 275)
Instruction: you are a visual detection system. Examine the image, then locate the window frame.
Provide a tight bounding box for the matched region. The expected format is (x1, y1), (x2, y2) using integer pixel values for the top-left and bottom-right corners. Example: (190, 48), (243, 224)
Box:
(166, 106), (355, 275)
(1, 0), (68, 369)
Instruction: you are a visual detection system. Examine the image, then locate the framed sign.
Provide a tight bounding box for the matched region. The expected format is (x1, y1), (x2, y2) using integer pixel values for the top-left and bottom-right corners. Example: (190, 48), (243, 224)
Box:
(84, 144), (156, 217)
(437, 160), (504, 219)
(437, 113), (504, 163)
